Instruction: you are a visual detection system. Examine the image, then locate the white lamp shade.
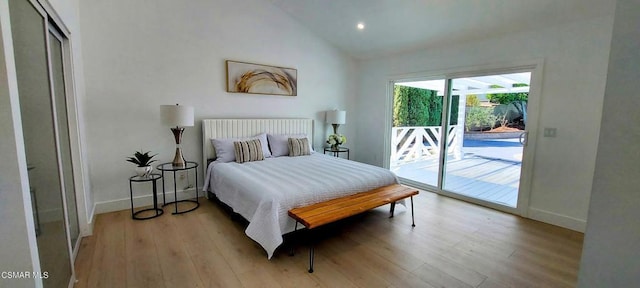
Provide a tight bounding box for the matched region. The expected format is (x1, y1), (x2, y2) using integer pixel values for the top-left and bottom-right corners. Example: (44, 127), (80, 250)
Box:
(326, 110), (346, 125)
(160, 104), (194, 127)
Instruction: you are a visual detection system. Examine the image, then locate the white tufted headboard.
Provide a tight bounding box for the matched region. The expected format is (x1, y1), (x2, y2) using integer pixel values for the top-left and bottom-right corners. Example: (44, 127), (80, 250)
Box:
(202, 118), (314, 171)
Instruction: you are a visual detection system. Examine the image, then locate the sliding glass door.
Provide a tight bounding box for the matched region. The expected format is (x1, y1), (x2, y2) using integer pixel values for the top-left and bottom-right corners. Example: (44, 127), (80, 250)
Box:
(391, 79), (447, 187)
(390, 70), (533, 211)
(9, 0), (79, 286)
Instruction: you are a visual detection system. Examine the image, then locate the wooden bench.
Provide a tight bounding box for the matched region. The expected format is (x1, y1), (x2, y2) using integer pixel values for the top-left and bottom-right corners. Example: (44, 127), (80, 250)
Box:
(288, 184), (419, 272)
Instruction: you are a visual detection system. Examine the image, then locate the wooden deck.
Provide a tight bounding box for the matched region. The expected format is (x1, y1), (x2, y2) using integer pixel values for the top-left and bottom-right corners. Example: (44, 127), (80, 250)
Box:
(391, 156), (521, 207)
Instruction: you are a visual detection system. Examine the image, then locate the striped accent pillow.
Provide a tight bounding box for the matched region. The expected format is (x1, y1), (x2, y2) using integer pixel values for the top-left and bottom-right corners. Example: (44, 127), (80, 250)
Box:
(288, 138), (311, 157)
(234, 139), (265, 163)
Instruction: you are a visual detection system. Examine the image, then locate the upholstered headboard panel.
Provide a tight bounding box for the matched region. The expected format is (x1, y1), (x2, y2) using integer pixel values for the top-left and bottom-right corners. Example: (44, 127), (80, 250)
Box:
(201, 118), (314, 168)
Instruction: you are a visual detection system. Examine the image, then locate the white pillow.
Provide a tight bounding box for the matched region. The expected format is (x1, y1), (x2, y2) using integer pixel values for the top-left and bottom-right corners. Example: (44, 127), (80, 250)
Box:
(211, 133), (271, 162)
(268, 133), (313, 157)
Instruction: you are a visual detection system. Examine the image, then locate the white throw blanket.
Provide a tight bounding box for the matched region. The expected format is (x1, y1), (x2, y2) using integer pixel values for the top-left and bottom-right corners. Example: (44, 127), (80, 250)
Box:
(203, 153), (398, 258)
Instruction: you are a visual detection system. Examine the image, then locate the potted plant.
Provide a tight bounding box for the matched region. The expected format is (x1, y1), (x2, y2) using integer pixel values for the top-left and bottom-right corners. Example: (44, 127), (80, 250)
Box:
(126, 151), (158, 177)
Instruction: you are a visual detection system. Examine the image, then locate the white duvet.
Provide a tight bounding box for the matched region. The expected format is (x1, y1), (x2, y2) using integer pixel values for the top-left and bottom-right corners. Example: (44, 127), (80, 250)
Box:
(203, 153), (398, 258)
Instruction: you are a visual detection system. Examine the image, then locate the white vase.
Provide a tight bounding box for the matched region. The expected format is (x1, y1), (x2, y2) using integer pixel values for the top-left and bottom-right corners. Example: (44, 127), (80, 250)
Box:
(135, 166), (152, 177)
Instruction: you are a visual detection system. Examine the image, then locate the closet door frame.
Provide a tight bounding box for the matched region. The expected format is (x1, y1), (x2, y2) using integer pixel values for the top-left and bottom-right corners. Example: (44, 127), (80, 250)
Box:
(45, 27), (80, 286)
(37, 2), (91, 249)
(20, 0), (78, 283)
(29, 0), (89, 264)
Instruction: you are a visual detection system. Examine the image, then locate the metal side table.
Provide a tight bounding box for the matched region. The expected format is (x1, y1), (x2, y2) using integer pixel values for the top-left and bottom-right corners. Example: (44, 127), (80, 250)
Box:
(323, 146), (350, 159)
(156, 161), (199, 214)
(129, 173), (164, 220)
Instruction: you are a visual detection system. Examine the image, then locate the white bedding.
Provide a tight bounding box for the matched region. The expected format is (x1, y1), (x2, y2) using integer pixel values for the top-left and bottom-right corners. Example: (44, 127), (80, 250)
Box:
(203, 153), (398, 258)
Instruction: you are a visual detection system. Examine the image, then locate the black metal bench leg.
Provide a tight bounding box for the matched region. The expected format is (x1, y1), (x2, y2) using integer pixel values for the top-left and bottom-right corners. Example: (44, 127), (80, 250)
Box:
(389, 202), (396, 218)
(411, 196), (415, 227)
(290, 222), (298, 256)
(308, 245), (314, 273)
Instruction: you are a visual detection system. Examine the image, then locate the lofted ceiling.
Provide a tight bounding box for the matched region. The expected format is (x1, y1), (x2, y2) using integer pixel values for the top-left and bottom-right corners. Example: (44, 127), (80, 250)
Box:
(268, 0), (615, 60)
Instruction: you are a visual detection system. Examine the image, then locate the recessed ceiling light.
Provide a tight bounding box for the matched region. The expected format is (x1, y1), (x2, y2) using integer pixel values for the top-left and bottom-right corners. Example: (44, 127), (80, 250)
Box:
(357, 22), (365, 30)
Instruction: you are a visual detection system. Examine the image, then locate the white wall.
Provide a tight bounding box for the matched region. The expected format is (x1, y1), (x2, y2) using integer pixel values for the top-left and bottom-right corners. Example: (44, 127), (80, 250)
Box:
(578, 0), (640, 286)
(79, 0), (356, 210)
(0, 2), (41, 286)
(353, 12), (616, 231)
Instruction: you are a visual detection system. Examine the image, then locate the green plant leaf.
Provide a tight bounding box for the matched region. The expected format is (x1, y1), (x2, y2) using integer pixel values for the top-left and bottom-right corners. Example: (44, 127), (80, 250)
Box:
(126, 151), (158, 167)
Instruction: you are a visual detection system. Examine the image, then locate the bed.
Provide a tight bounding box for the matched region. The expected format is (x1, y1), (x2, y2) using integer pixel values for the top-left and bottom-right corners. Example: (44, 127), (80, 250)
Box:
(202, 118), (399, 258)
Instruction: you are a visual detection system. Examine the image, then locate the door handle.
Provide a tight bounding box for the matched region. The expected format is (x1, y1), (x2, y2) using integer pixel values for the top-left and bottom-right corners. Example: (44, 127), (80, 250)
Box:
(519, 132), (528, 146)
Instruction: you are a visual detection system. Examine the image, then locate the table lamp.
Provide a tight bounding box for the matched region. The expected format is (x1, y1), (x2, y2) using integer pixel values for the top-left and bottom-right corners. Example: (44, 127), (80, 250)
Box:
(325, 110), (346, 134)
(160, 104), (194, 167)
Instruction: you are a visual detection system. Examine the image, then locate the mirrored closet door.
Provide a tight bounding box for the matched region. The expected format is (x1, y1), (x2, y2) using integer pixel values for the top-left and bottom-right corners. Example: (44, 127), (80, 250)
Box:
(49, 25), (81, 251)
(9, 0), (80, 286)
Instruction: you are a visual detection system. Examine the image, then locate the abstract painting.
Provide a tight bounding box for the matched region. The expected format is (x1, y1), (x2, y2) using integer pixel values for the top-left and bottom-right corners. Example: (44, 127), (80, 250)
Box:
(226, 60), (297, 96)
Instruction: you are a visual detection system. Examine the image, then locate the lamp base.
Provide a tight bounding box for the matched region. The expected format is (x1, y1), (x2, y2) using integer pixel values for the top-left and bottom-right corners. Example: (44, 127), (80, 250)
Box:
(172, 147), (186, 167)
(170, 127), (186, 167)
(332, 124), (340, 135)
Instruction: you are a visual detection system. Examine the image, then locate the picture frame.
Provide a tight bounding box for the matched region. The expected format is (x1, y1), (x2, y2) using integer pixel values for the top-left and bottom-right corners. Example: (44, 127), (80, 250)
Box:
(226, 60), (297, 96)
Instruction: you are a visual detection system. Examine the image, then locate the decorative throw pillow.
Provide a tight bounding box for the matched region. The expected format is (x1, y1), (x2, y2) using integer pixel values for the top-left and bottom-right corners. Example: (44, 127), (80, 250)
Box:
(211, 133), (270, 162)
(288, 138), (311, 157)
(268, 133), (313, 157)
(234, 139), (265, 163)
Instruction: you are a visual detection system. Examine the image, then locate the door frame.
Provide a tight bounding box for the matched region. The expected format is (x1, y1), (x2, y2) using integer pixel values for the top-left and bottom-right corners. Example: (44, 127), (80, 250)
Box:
(33, 0), (91, 246)
(384, 59), (544, 217)
(19, 0), (86, 284)
(46, 24), (81, 283)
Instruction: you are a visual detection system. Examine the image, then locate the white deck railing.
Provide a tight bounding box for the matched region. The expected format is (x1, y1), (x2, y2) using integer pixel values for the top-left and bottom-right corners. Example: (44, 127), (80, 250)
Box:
(391, 126), (461, 167)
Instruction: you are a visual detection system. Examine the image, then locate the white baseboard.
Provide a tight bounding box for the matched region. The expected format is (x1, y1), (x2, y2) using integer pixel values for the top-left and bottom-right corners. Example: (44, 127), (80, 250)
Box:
(528, 207), (587, 232)
(82, 203), (97, 236)
(94, 187), (200, 215)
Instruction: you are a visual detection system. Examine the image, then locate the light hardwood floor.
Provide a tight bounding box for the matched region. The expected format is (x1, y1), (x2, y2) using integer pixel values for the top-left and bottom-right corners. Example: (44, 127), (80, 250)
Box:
(74, 191), (583, 288)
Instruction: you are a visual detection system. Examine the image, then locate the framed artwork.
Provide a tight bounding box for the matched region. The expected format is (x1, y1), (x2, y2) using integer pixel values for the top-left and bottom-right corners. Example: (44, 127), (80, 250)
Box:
(226, 60), (297, 96)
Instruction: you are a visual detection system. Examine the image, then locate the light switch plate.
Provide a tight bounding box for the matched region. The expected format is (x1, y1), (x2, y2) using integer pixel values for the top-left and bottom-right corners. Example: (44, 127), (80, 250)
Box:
(543, 127), (557, 138)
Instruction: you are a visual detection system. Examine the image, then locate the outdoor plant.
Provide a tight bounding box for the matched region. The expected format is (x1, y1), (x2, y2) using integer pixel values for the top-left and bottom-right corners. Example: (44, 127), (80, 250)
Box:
(393, 85), (460, 127)
(126, 151), (158, 167)
(487, 83), (529, 122)
(466, 94), (481, 107)
(499, 112), (509, 128)
(465, 106), (498, 131)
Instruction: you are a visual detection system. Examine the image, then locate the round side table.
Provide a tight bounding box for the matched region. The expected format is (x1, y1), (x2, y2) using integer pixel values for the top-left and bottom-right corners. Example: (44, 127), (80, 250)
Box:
(156, 161), (200, 214)
(323, 147), (350, 159)
(129, 173), (164, 220)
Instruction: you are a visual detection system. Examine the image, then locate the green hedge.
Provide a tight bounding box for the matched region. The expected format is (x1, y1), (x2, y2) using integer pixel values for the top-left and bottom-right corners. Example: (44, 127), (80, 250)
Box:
(393, 85), (458, 127)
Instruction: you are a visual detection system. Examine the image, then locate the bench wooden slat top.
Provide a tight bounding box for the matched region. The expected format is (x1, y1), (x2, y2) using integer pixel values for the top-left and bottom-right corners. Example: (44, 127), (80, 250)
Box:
(288, 184), (418, 229)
